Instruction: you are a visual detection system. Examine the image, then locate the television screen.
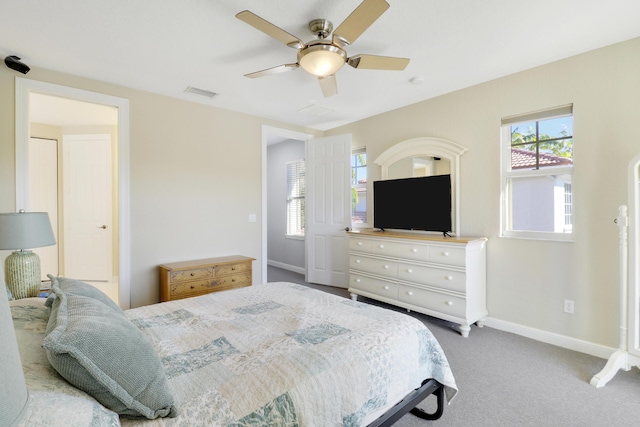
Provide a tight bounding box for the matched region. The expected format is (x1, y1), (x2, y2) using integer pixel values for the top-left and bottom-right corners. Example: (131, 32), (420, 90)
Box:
(373, 174), (452, 233)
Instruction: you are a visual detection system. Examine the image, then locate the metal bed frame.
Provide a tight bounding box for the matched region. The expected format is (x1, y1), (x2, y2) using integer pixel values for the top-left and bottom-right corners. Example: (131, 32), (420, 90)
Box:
(368, 379), (445, 426)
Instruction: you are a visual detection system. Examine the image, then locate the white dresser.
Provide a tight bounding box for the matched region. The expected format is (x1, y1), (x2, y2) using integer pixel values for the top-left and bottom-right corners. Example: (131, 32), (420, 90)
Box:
(347, 229), (488, 337)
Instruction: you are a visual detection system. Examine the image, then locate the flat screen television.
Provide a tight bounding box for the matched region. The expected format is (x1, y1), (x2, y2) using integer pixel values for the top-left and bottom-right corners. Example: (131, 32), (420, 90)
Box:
(373, 174), (452, 234)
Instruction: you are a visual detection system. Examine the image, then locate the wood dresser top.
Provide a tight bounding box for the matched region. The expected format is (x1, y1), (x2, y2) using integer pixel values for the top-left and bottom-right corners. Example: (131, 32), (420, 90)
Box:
(159, 255), (255, 270)
(347, 228), (487, 244)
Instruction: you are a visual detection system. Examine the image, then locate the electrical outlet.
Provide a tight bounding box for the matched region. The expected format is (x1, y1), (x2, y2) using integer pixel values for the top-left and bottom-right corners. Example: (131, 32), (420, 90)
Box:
(564, 299), (574, 314)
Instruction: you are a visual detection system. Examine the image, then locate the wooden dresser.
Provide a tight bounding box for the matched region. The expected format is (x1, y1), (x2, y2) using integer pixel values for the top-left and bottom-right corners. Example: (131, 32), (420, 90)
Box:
(159, 255), (255, 302)
(347, 229), (487, 337)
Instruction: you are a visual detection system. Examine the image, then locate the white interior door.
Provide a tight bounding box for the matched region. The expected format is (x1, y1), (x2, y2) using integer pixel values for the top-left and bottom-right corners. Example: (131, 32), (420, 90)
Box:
(305, 134), (351, 287)
(63, 134), (112, 281)
(28, 137), (59, 280)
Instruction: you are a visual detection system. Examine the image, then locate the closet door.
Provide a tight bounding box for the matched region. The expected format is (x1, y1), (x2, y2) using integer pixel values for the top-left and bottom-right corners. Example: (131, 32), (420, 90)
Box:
(63, 134), (112, 281)
(29, 137), (59, 280)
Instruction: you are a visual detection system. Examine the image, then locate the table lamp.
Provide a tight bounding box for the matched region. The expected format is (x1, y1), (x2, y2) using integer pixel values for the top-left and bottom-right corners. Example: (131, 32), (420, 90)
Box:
(0, 211), (56, 299)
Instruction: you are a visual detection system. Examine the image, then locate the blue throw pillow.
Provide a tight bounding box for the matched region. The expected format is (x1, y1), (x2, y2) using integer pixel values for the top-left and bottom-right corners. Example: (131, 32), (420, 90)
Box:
(42, 278), (178, 419)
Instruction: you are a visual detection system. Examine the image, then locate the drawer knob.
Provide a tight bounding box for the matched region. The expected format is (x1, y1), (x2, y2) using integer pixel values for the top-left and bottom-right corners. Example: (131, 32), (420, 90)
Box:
(190, 285), (195, 289)
(442, 251), (450, 256)
(356, 259), (361, 263)
(407, 291), (414, 296)
(357, 242), (363, 246)
(383, 285), (389, 290)
(379, 244), (384, 249)
(411, 248), (418, 253)
(446, 301), (453, 305)
(232, 267), (236, 271)
(407, 269), (413, 273)
(383, 265), (389, 269)
(356, 278), (361, 283)
(446, 275), (453, 280)
(190, 273), (195, 276)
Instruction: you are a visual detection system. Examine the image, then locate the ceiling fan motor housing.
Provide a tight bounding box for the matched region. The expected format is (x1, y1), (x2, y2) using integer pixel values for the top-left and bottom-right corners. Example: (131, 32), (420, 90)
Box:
(309, 19), (333, 39)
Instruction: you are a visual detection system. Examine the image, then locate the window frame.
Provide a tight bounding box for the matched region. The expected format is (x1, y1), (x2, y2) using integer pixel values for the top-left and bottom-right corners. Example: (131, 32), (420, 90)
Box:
(286, 159), (305, 239)
(500, 105), (574, 242)
(351, 147), (369, 229)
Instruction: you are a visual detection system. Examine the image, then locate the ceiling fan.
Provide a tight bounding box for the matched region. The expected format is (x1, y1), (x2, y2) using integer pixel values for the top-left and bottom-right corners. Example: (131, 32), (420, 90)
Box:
(236, 0), (410, 97)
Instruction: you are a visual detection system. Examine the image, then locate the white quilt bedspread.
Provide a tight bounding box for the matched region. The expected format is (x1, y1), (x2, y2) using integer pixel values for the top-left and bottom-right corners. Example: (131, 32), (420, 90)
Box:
(122, 282), (457, 426)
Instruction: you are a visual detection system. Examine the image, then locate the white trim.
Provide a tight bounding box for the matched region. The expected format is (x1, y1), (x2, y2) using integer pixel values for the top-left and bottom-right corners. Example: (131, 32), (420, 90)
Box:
(267, 259), (305, 276)
(14, 77), (131, 309)
(500, 230), (574, 242)
(374, 137), (468, 169)
(484, 317), (616, 360)
(501, 104), (573, 126)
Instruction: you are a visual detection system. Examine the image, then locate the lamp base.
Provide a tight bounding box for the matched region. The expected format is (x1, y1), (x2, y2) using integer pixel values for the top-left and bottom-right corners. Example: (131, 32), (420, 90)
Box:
(5, 250), (42, 299)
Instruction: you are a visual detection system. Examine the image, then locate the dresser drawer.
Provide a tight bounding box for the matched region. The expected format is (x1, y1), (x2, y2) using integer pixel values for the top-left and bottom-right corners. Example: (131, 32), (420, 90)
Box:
(349, 273), (398, 299)
(349, 238), (372, 253)
(171, 278), (219, 298)
(371, 240), (430, 263)
(216, 262), (250, 276)
(170, 267), (214, 283)
(398, 284), (467, 318)
(350, 254), (398, 277)
(427, 245), (466, 267)
(398, 263), (467, 293)
(213, 272), (252, 289)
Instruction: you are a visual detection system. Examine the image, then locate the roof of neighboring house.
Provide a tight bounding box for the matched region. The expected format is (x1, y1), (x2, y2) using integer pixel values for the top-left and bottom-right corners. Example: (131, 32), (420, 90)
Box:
(511, 148), (573, 169)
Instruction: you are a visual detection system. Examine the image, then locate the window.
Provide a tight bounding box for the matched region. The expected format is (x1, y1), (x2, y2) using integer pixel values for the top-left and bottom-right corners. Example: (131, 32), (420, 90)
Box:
(500, 105), (574, 241)
(351, 148), (367, 225)
(286, 159), (305, 237)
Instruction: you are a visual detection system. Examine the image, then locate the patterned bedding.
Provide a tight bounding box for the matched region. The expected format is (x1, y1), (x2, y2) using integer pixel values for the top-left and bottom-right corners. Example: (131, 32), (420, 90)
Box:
(11, 282), (457, 426)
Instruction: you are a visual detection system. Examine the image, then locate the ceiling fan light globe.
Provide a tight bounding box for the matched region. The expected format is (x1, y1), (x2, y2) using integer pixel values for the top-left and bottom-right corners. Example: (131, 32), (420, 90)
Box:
(298, 44), (346, 77)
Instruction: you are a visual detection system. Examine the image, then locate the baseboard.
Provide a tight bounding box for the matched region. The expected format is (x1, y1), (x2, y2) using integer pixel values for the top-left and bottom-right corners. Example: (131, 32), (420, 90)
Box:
(267, 260), (305, 276)
(483, 317), (616, 360)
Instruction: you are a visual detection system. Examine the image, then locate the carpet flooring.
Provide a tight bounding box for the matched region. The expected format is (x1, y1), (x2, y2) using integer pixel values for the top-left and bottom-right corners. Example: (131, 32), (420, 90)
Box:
(267, 266), (640, 426)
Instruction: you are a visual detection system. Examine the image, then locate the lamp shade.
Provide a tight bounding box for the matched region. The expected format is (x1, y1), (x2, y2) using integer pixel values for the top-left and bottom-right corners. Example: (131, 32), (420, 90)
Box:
(0, 212), (56, 250)
(298, 43), (346, 77)
(0, 284), (29, 426)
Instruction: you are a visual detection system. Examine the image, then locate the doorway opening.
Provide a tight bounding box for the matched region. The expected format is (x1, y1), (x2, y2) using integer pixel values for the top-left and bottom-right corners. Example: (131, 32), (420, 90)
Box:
(262, 126), (310, 283)
(15, 78), (132, 309)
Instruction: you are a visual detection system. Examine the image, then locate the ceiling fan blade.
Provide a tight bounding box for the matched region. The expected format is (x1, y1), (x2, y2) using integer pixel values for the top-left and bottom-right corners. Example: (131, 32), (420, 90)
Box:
(318, 75), (338, 97)
(332, 0), (390, 46)
(244, 63), (299, 78)
(236, 10), (305, 49)
(347, 54), (410, 70)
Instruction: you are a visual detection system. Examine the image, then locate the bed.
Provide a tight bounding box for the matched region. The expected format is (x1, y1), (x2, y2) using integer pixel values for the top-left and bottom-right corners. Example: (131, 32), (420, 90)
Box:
(9, 277), (457, 426)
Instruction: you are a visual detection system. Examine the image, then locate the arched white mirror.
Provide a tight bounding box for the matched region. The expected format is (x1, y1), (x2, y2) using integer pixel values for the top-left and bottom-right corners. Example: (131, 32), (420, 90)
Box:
(374, 137), (467, 235)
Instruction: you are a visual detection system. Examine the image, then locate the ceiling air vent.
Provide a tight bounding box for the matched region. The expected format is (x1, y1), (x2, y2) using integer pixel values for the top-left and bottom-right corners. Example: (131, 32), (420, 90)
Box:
(184, 86), (218, 99)
(297, 104), (334, 116)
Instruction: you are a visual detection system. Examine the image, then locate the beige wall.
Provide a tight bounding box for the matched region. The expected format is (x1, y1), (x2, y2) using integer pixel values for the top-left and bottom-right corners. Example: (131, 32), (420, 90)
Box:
(0, 67), (318, 308)
(327, 37), (640, 348)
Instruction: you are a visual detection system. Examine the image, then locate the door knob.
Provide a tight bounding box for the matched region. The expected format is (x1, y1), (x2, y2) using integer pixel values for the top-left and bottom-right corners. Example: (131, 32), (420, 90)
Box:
(97, 225), (107, 229)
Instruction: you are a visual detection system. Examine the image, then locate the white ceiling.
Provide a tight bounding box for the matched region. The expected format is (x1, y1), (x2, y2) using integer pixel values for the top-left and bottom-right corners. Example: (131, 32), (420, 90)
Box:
(2, 0), (639, 131)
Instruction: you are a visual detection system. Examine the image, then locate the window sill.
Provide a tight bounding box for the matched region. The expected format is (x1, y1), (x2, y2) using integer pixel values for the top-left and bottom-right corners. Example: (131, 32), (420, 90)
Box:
(500, 231), (574, 243)
(285, 234), (304, 241)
